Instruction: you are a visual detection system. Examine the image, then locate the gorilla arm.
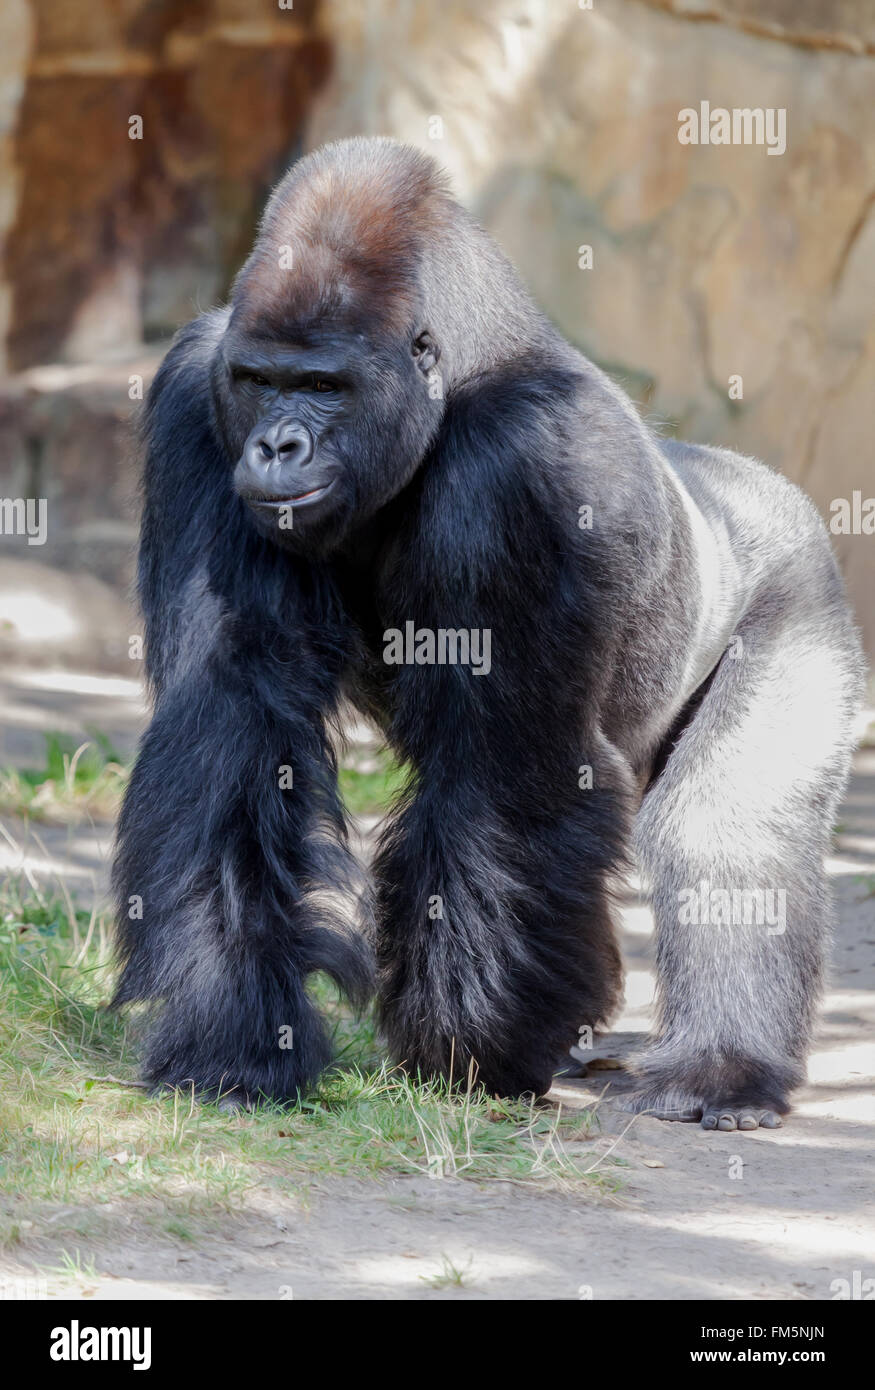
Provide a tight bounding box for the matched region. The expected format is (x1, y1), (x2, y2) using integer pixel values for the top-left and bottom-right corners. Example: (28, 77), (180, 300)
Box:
(112, 314), (372, 1104)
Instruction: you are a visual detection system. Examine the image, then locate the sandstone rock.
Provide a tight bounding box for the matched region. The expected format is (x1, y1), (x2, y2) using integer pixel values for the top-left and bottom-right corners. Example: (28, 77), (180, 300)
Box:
(0, 0), (328, 369)
(0, 353), (159, 593)
(0, 556), (136, 671)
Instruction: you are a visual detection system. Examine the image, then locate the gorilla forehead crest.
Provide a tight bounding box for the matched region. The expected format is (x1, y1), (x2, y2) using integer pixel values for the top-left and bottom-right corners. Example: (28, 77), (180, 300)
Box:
(231, 138), (450, 340)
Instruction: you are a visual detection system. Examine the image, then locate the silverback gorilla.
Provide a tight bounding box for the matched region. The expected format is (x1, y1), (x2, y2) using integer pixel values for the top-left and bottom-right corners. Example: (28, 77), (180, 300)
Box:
(113, 137), (865, 1131)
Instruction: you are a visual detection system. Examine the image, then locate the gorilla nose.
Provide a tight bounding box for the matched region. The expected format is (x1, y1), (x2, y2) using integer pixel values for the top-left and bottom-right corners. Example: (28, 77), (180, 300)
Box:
(249, 420), (314, 470)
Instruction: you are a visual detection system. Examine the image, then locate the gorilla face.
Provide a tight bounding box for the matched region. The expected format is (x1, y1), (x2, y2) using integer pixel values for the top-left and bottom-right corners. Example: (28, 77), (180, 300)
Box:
(213, 321), (442, 555)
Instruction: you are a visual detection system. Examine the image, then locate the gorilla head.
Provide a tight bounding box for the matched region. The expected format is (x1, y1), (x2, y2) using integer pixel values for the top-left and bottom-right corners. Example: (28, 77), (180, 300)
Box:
(211, 138), (548, 555)
(210, 140), (467, 554)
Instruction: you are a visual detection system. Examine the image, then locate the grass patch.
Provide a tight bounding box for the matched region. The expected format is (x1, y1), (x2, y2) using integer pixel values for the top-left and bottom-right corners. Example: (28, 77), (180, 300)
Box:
(0, 732), (406, 824)
(420, 1254), (474, 1289)
(0, 843), (616, 1263)
(0, 731), (128, 824)
(337, 746), (409, 817)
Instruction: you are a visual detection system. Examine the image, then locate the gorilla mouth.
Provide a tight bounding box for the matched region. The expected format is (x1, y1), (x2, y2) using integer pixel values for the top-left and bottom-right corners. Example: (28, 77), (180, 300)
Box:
(252, 482), (335, 510)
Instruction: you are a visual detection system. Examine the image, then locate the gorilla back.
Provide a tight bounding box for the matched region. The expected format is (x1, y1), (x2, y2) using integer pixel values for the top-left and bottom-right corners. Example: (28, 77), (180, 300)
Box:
(113, 137), (865, 1130)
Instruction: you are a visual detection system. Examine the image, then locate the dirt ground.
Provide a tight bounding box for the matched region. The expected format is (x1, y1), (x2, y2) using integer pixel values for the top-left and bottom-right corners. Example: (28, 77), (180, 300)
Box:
(0, 668), (872, 1301)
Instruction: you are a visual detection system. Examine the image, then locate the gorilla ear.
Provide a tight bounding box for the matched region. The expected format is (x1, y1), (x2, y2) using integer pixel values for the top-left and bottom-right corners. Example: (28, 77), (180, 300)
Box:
(412, 330), (440, 376)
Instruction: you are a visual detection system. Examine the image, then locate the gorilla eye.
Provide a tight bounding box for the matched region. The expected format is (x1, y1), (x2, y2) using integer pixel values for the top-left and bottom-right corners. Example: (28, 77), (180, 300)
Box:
(235, 369), (270, 388)
(311, 376), (339, 393)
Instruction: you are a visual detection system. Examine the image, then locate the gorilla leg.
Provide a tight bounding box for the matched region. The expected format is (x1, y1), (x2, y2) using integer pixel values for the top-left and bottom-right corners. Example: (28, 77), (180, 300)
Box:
(629, 594), (863, 1128)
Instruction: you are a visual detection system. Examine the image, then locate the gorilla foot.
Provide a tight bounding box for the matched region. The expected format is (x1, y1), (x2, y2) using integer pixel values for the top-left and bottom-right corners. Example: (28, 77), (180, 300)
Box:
(150, 1081), (256, 1112)
(215, 1089), (255, 1114)
(701, 1106), (783, 1131)
(619, 1090), (784, 1129)
(564, 1037), (796, 1128)
(618, 1051), (796, 1131)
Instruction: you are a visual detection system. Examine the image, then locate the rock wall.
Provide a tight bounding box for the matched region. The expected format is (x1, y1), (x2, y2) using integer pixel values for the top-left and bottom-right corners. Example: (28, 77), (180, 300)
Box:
(0, 0), (328, 370)
(0, 1), (327, 668)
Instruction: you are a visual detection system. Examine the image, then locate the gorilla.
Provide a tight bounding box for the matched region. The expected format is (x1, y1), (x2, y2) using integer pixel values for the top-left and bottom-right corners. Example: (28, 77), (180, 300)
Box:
(113, 136), (865, 1131)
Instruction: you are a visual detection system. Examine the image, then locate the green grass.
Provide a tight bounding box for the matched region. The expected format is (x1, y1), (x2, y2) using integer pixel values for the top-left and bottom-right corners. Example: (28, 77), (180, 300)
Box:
(0, 731), (407, 824)
(337, 746), (410, 816)
(0, 868), (618, 1258)
(0, 731), (128, 824)
(420, 1253), (474, 1288)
